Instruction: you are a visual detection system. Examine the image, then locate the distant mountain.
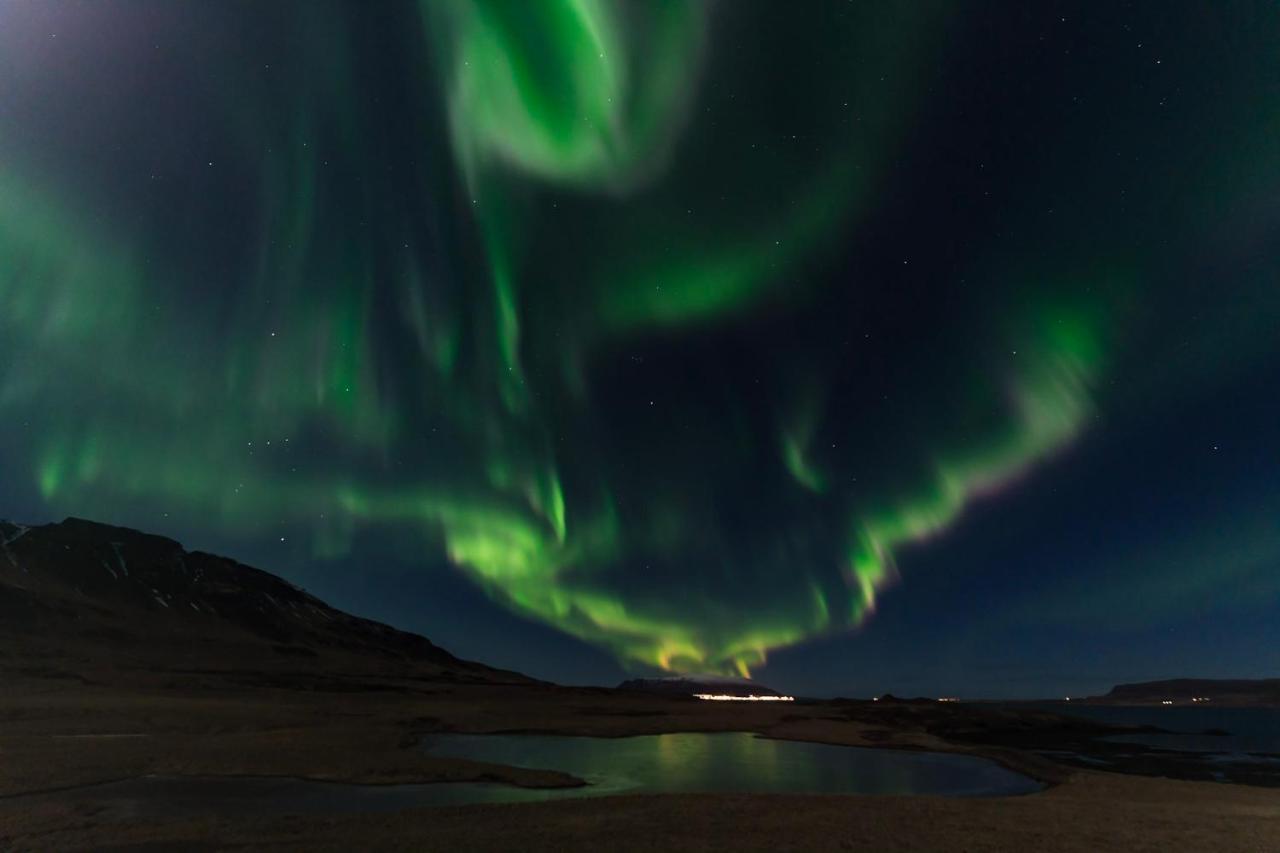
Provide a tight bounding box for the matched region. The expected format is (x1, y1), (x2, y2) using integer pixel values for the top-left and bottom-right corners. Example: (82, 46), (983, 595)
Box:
(1097, 678), (1280, 707)
(0, 517), (527, 685)
(617, 674), (783, 697)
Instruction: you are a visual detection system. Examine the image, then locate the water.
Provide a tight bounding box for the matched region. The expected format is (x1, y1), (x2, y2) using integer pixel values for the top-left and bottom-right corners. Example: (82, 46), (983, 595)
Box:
(1034, 705), (1280, 756)
(17, 733), (1039, 818)
(417, 732), (1040, 799)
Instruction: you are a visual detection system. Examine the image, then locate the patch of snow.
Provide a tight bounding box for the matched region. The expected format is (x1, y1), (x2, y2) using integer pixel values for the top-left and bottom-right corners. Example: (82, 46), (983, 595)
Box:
(1, 524), (30, 547)
(1, 524), (29, 569)
(152, 592), (169, 609)
(101, 560), (119, 580)
(109, 542), (129, 577)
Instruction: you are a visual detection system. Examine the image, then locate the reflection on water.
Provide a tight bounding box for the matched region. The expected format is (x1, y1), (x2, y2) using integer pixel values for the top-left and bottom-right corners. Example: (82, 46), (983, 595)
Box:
(19, 733), (1040, 820)
(420, 732), (1041, 799)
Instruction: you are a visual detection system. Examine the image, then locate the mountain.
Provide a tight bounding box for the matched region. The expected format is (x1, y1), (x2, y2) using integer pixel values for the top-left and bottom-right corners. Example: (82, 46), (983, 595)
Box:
(0, 517), (527, 686)
(617, 674), (784, 697)
(1097, 678), (1280, 707)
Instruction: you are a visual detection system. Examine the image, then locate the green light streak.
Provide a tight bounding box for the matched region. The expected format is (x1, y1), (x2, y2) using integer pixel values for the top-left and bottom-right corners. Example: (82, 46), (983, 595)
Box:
(843, 303), (1109, 622)
(427, 0), (706, 191)
(781, 387), (827, 493)
(5, 2), (1211, 680)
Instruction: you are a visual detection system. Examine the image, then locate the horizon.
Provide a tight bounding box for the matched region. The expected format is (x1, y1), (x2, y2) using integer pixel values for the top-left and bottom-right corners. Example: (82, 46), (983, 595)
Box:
(2, 1), (1278, 699)
(5, 510), (1274, 702)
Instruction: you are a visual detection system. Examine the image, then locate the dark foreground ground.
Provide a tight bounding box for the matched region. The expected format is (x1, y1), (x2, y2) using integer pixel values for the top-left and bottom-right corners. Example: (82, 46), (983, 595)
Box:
(1, 671), (1277, 851)
(4, 517), (1276, 849)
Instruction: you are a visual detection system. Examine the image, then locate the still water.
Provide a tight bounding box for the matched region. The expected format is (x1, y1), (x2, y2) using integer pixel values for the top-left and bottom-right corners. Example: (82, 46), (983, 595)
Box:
(25, 733), (1039, 818)
(419, 732), (1042, 800)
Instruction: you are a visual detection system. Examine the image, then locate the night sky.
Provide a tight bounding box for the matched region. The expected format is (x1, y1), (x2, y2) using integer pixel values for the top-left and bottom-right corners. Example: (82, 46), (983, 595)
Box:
(2, 1), (1279, 698)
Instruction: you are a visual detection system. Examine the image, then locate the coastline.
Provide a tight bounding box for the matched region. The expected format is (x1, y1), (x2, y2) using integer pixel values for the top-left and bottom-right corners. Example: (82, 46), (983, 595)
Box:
(2, 674), (1278, 850)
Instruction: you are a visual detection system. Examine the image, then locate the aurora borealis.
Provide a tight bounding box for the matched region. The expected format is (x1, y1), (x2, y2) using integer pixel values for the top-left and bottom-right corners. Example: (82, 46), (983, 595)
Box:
(3, 1), (1279, 694)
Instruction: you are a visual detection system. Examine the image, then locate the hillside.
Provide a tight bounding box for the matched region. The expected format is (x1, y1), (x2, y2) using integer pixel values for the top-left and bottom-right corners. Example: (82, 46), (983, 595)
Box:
(1098, 678), (1280, 707)
(0, 517), (526, 687)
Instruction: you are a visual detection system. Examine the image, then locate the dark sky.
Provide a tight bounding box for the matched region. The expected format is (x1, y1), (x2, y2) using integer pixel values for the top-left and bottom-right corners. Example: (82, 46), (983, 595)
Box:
(2, 1), (1278, 698)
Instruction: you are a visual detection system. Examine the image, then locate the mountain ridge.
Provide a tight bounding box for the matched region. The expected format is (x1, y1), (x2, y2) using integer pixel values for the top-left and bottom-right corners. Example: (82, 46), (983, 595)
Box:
(0, 516), (529, 686)
(1095, 678), (1280, 707)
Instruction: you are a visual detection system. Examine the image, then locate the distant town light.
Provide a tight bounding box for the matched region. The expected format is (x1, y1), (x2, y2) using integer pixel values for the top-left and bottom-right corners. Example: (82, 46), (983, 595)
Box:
(693, 693), (795, 702)
(937, 697), (959, 703)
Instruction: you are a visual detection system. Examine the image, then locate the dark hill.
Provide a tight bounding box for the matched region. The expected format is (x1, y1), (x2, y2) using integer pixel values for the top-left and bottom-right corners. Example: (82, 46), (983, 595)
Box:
(0, 517), (527, 686)
(1099, 678), (1280, 707)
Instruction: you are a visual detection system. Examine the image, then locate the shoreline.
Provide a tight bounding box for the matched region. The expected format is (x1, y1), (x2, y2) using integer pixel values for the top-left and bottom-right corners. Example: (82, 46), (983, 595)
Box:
(1, 675), (1277, 850)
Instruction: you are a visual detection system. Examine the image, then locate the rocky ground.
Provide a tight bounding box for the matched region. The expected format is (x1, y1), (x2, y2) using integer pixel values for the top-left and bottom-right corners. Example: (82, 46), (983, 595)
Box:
(1, 672), (1277, 851)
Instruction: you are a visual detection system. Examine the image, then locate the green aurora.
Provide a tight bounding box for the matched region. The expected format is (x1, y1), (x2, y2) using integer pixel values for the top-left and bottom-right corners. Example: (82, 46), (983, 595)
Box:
(2, 1), (1278, 678)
